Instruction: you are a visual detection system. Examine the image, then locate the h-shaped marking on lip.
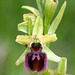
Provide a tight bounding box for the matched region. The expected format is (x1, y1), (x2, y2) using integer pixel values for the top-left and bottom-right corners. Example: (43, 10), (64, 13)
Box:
(32, 53), (40, 60)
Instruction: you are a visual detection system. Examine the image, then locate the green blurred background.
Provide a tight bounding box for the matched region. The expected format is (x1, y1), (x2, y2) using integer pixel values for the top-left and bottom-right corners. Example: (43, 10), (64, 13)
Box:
(0, 0), (75, 75)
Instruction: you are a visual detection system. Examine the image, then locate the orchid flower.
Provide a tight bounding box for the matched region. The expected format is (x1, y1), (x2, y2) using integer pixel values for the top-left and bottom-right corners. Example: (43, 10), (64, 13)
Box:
(15, 0), (68, 75)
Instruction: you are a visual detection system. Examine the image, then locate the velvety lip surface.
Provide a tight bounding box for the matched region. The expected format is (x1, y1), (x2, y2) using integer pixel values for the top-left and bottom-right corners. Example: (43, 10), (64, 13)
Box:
(24, 51), (47, 73)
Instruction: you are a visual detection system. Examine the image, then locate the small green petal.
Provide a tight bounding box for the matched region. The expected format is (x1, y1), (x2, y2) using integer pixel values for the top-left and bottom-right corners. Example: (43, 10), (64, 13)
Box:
(48, 1), (67, 34)
(40, 34), (57, 43)
(16, 47), (30, 66)
(16, 34), (57, 45)
(32, 16), (43, 36)
(16, 35), (33, 45)
(43, 47), (61, 62)
(22, 6), (40, 16)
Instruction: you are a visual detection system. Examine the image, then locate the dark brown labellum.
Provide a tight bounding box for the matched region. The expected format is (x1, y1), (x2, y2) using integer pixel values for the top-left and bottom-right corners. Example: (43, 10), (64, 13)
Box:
(24, 42), (47, 73)
(24, 51), (47, 73)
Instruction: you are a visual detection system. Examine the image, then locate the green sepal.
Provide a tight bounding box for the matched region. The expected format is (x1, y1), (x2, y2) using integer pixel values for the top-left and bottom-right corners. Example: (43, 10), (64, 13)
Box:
(48, 1), (67, 34)
(16, 47), (30, 66)
(44, 0), (57, 34)
(32, 16), (43, 36)
(43, 46), (61, 62)
(22, 6), (40, 16)
(18, 22), (28, 33)
(56, 58), (67, 75)
(16, 34), (57, 45)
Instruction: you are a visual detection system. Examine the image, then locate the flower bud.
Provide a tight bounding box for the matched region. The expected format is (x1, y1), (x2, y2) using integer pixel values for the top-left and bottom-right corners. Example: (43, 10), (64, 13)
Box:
(23, 13), (36, 22)
(44, 0), (58, 34)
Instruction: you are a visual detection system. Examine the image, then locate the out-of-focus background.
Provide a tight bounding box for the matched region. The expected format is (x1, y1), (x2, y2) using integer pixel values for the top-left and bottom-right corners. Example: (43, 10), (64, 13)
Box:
(0, 0), (75, 75)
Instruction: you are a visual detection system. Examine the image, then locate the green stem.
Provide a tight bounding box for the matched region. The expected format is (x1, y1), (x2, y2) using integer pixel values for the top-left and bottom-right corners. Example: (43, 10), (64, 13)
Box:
(28, 18), (32, 35)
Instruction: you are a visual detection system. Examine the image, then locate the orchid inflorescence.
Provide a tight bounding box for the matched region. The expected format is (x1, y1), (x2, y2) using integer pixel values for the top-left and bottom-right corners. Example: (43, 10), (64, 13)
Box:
(15, 0), (68, 75)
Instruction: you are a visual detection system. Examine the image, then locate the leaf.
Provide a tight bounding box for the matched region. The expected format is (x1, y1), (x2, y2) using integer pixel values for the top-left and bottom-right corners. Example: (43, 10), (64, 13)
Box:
(32, 16), (43, 36)
(22, 6), (40, 16)
(48, 1), (67, 34)
(18, 22), (28, 33)
(16, 48), (30, 66)
(43, 47), (61, 62)
(44, 0), (57, 34)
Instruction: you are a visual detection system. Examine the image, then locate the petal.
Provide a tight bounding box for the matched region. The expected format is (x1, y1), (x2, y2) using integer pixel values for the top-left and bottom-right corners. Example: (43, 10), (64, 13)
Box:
(24, 51), (47, 73)
(24, 52), (34, 73)
(37, 52), (47, 73)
